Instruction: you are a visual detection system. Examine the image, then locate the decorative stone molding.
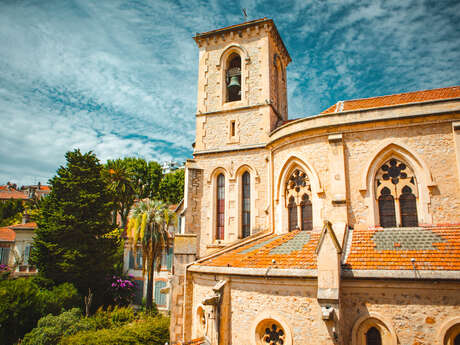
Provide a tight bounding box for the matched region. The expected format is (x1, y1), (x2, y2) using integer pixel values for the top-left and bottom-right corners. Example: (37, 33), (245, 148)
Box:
(250, 310), (293, 345)
(351, 312), (398, 345)
(437, 317), (460, 345)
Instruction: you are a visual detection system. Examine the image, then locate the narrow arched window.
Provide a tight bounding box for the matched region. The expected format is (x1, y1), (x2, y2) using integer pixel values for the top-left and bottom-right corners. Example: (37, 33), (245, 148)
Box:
(378, 187), (396, 227)
(288, 196), (297, 231)
(216, 174), (225, 240)
(301, 194), (313, 230)
(400, 185), (418, 227)
(242, 171), (250, 238)
(226, 54), (241, 102)
(366, 327), (382, 345)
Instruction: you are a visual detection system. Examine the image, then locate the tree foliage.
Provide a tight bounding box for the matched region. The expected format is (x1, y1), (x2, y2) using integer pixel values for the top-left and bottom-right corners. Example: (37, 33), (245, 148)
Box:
(159, 168), (184, 205)
(0, 278), (79, 345)
(104, 157), (163, 228)
(0, 199), (24, 226)
(31, 149), (119, 306)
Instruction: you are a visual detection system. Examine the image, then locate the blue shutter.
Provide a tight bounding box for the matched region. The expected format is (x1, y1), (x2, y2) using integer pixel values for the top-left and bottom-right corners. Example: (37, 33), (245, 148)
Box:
(134, 280), (144, 305)
(128, 250), (134, 269)
(154, 281), (167, 306)
(0, 248), (10, 265)
(136, 251), (142, 269)
(24, 245), (31, 265)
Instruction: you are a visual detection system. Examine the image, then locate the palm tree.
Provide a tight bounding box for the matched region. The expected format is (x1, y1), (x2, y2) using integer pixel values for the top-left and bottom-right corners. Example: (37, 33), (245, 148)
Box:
(127, 199), (175, 311)
(103, 159), (136, 228)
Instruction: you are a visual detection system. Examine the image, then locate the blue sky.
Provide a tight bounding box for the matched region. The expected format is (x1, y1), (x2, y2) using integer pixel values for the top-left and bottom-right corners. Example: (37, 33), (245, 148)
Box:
(1, 0), (459, 185)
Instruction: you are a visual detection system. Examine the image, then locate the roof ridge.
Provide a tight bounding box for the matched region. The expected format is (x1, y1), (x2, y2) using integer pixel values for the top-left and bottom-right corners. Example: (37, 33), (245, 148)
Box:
(341, 85), (460, 104)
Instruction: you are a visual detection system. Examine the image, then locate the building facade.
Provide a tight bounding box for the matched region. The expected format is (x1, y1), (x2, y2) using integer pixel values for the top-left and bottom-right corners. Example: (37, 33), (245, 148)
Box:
(170, 18), (460, 345)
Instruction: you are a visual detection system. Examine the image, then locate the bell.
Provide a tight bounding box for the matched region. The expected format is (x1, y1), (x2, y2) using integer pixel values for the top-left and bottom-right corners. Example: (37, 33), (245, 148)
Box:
(227, 75), (241, 90)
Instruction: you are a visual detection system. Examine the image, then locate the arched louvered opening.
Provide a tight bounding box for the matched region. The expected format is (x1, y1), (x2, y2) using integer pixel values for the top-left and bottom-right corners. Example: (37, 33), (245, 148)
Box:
(366, 327), (382, 345)
(226, 54), (241, 102)
(300, 194), (312, 230)
(288, 196), (297, 231)
(400, 185), (418, 227)
(242, 171), (251, 238)
(216, 174), (225, 240)
(378, 187), (396, 228)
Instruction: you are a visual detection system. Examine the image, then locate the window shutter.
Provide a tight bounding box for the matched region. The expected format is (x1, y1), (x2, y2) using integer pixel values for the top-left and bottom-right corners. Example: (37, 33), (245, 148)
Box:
(166, 247), (173, 271)
(0, 248), (10, 265)
(154, 281), (167, 306)
(134, 280), (144, 305)
(129, 250), (134, 269)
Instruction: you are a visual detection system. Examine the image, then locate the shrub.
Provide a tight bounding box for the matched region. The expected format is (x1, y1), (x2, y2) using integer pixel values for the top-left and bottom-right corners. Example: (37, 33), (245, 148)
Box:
(60, 315), (170, 345)
(0, 278), (80, 345)
(108, 275), (136, 306)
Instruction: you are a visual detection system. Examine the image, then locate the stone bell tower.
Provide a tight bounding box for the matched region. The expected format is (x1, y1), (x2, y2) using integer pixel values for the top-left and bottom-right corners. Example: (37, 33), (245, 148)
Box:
(193, 18), (291, 153)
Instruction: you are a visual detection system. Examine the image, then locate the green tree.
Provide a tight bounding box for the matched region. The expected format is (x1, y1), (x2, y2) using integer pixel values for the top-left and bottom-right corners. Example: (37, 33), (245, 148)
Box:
(31, 149), (118, 307)
(158, 168), (184, 205)
(127, 199), (174, 311)
(0, 199), (24, 226)
(104, 158), (163, 228)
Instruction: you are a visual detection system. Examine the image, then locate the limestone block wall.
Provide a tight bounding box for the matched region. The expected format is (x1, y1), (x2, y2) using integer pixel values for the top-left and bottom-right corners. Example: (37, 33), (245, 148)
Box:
(190, 274), (339, 345)
(190, 148), (270, 256)
(345, 122), (460, 226)
(195, 106), (272, 151)
(340, 280), (460, 345)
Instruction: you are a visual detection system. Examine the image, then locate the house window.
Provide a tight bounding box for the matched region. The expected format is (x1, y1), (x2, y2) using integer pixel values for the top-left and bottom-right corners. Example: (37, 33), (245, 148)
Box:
(366, 327), (382, 345)
(166, 247), (173, 271)
(154, 280), (167, 306)
(24, 245), (32, 265)
(216, 174), (225, 240)
(242, 171), (251, 238)
(288, 196), (297, 231)
(301, 194), (312, 230)
(226, 54), (241, 102)
(0, 247), (10, 265)
(230, 120), (236, 137)
(375, 158), (418, 227)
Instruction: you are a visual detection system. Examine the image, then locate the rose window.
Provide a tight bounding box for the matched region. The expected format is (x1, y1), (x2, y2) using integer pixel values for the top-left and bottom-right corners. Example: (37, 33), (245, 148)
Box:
(262, 323), (285, 345)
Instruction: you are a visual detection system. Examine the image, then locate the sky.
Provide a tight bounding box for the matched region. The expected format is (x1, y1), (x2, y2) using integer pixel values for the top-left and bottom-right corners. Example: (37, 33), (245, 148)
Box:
(1, 0), (459, 185)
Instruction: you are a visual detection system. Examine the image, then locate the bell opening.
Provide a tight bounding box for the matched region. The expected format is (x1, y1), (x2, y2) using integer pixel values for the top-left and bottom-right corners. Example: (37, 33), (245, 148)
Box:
(226, 54), (241, 102)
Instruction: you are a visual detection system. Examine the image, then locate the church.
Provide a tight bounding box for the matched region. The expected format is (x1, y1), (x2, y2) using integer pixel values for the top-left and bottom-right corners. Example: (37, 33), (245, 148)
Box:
(169, 18), (460, 345)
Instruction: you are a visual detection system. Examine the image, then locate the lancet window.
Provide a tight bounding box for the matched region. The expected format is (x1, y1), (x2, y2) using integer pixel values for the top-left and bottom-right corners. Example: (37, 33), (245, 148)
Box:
(242, 171), (251, 238)
(285, 169), (313, 231)
(375, 158), (418, 227)
(216, 174), (225, 240)
(366, 327), (382, 345)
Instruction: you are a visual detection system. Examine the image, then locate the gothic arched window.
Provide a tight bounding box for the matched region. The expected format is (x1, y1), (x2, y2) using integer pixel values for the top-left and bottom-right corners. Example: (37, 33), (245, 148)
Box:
(400, 186), (418, 227)
(288, 196), (297, 231)
(301, 194), (312, 230)
(366, 327), (382, 345)
(216, 174), (225, 240)
(375, 158), (418, 227)
(242, 171), (251, 238)
(378, 187), (396, 228)
(285, 169), (312, 231)
(226, 54), (241, 102)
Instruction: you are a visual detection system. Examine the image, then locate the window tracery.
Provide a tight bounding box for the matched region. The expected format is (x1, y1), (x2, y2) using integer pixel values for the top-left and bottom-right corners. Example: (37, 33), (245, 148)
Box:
(256, 320), (286, 345)
(375, 158), (418, 227)
(285, 169), (312, 231)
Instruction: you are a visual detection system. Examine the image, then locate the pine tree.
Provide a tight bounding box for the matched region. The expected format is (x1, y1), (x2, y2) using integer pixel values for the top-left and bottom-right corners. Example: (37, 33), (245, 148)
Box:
(31, 150), (118, 306)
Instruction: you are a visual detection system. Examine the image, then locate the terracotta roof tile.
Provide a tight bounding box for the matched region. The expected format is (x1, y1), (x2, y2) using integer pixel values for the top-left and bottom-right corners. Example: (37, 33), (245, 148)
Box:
(344, 226), (460, 271)
(8, 222), (37, 230)
(198, 230), (319, 269)
(0, 190), (28, 200)
(0, 227), (15, 242)
(321, 86), (460, 114)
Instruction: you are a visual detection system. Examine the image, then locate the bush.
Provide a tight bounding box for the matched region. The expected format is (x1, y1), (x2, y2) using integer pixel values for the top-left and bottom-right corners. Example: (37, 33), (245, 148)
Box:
(60, 315), (170, 345)
(0, 278), (80, 345)
(21, 308), (91, 345)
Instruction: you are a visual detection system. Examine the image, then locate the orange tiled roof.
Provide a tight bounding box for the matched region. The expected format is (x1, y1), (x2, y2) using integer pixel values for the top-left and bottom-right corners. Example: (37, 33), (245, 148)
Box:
(0, 189), (28, 200)
(0, 227), (15, 242)
(8, 222), (37, 230)
(344, 226), (460, 271)
(198, 230), (319, 269)
(321, 86), (460, 114)
(173, 338), (207, 345)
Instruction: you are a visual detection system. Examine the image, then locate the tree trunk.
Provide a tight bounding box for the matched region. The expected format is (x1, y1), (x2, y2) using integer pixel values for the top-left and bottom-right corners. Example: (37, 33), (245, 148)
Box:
(146, 257), (155, 311)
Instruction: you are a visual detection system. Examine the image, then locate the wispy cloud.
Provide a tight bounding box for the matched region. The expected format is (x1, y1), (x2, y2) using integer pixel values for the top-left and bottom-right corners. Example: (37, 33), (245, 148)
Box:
(0, 0), (459, 184)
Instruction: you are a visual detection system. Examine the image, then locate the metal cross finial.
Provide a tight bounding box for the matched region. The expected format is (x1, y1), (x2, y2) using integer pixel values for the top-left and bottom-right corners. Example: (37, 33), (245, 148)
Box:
(242, 8), (248, 21)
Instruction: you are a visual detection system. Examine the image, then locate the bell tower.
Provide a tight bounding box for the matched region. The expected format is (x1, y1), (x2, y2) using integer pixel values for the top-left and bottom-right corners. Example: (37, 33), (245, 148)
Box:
(193, 18), (291, 152)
